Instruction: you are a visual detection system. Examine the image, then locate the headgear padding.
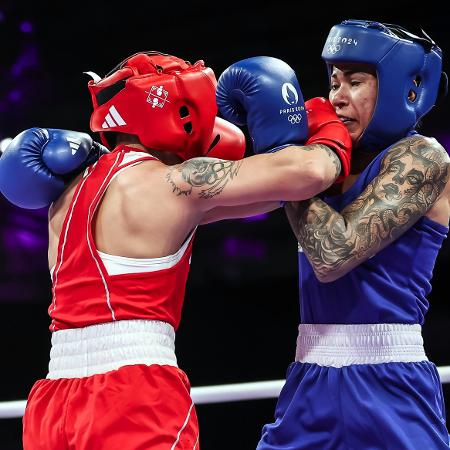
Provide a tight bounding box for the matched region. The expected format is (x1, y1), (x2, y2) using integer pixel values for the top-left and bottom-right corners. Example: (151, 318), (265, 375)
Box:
(88, 51), (218, 160)
(322, 20), (447, 151)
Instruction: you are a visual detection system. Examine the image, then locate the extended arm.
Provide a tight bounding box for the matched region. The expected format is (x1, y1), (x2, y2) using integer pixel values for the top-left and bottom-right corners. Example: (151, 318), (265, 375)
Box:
(199, 201), (281, 225)
(165, 143), (341, 211)
(285, 135), (450, 282)
(178, 56), (350, 221)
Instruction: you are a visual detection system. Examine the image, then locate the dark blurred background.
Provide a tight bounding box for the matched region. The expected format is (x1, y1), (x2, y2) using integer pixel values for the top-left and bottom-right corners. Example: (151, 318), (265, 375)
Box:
(1, 1), (449, 449)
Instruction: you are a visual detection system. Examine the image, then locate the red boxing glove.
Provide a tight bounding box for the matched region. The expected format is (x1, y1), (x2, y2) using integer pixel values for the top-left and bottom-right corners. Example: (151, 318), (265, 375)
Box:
(205, 117), (246, 160)
(305, 97), (352, 184)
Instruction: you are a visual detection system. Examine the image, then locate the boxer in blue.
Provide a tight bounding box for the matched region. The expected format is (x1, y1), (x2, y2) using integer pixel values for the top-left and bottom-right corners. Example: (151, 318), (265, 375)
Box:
(258, 20), (450, 449)
(217, 19), (450, 449)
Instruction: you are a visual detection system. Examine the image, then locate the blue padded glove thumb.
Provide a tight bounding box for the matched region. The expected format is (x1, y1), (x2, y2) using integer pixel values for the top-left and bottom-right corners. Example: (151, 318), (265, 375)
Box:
(41, 128), (109, 175)
(0, 128), (108, 209)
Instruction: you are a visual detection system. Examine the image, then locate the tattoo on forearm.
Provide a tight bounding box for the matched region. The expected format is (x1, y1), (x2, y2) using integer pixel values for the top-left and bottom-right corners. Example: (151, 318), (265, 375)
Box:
(287, 136), (450, 279)
(166, 158), (243, 199)
(322, 145), (342, 180)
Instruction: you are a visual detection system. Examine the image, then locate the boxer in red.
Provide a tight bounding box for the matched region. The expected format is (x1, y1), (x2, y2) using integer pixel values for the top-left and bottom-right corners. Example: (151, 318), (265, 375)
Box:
(0, 52), (352, 449)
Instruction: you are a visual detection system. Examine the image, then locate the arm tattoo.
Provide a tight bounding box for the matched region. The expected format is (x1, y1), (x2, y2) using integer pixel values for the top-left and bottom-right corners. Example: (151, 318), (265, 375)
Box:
(286, 136), (450, 280)
(166, 158), (243, 199)
(321, 145), (342, 181)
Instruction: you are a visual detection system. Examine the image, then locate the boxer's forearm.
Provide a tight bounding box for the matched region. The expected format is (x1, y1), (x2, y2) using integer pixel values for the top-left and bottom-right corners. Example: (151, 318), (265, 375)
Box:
(199, 201), (280, 224)
(166, 144), (340, 209)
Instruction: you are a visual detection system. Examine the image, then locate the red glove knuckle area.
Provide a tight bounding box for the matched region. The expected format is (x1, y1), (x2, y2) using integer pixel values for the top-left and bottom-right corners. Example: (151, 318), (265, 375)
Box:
(305, 97), (352, 183)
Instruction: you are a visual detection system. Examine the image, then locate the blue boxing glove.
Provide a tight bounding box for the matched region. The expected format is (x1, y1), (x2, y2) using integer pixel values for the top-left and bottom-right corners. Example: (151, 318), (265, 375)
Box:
(216, 56), (308, 153)
(0, 128), (109, 209)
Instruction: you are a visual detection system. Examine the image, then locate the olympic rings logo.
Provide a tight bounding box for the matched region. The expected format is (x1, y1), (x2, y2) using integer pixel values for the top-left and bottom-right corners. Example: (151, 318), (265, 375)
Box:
(288, 114), (302, 124)
(327, 44), (341, 54)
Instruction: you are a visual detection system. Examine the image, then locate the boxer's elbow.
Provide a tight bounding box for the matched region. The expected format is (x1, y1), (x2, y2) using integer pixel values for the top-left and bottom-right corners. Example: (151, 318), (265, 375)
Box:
(313, 257), (359, 283)
(270, 146), (335, 199)
(315, 268), (345, 283)
(287, 157), (332, 199)
(306, 159), (335, 192)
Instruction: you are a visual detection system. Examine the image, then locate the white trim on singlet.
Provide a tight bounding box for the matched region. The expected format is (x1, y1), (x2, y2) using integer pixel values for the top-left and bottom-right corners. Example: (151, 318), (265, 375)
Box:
(85, 152), (124, 321)
(49, 150), (193, 314)
(120, 150), (158, 166)
(103, 150), (159, 186)
(52, 151), (158, 322)
(97, 230), (195, 275)
(50, 229), (194, 278)
(49, 165), (100, 331)
(295, 323), (428, 368)
(49, 149), (194, 280)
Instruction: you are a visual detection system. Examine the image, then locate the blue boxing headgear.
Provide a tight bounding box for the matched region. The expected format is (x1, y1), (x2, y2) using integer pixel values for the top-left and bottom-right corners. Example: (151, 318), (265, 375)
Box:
(322, 19), (447, 151)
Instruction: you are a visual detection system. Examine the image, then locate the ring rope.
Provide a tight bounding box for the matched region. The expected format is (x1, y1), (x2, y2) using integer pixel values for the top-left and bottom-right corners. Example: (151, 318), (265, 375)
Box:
(0, 365), (449, 419)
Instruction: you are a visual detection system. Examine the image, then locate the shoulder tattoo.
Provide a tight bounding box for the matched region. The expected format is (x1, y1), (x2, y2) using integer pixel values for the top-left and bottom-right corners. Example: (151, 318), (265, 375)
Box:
(349, 136), (449, 223)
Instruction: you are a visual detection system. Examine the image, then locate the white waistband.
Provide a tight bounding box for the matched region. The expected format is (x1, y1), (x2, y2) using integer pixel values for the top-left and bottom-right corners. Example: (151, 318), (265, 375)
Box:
(295, 323), (427, 368)
(47, 320), (177, 379)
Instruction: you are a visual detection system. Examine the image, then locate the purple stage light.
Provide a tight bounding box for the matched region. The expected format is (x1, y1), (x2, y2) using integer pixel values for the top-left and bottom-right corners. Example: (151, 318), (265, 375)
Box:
(2, 224), (47, 253)
(11, 44), (39, 77)
(437, 132), (450, 155)
(223, 236), (267, 260)
(0, 200), (54, 302)
(2, 206), (48, 253)
(242, 213), (269, 223)
(4, 229), (42, 250)
(19, 21), (33, 33)
(8, 90), (22, 102)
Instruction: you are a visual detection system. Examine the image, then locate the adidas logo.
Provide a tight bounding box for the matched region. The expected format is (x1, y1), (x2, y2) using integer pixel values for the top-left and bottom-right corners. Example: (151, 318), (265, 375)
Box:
(102, 105), (126, 129)
(66, 137), (81, 155)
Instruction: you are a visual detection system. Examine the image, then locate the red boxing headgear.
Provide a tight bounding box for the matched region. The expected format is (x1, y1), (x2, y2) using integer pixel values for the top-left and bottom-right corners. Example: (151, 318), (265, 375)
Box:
(87, 51), (218, 160)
